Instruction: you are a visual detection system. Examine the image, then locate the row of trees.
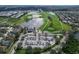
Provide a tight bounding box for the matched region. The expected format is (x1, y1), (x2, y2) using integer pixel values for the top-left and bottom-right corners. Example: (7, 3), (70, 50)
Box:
(15, 46), (42, 54)
(62, 33), (79, 54)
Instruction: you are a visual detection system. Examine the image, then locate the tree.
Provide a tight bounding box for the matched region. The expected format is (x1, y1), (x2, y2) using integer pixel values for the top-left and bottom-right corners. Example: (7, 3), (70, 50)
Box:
(50, 49), (56, 54)
(32, 47), (42, 54)
(25, 46), (32, 54)
(62, 33), (79, 54)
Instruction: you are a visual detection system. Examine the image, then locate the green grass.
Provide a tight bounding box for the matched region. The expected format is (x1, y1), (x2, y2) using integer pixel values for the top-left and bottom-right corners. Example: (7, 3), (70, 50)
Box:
(0, 11), (71, 32)
(8, 14), (30, 25)
(49, 13), (71, 31)
(40, 18), (50, 31)
(0, 13), (31, 26)
(39, 12), (50, 31)
(40, 11), (71, 32)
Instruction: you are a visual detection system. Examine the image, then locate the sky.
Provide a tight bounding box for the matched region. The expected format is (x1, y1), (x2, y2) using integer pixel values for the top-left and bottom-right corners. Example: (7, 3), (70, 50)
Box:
(0, 0), (79, 5)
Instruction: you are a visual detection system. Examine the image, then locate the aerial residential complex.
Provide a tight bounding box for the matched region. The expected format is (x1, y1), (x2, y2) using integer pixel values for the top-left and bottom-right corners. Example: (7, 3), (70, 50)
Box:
(0, 5), (79, 54)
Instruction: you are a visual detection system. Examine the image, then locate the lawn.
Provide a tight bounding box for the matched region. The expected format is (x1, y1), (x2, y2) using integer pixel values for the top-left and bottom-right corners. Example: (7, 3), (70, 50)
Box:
(0, 11), (71, 32)
(0, 13), (31, 26)
(39, 11), (71, 32)
(48, 13), (71, 31)
(39, 12), (50, 31)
